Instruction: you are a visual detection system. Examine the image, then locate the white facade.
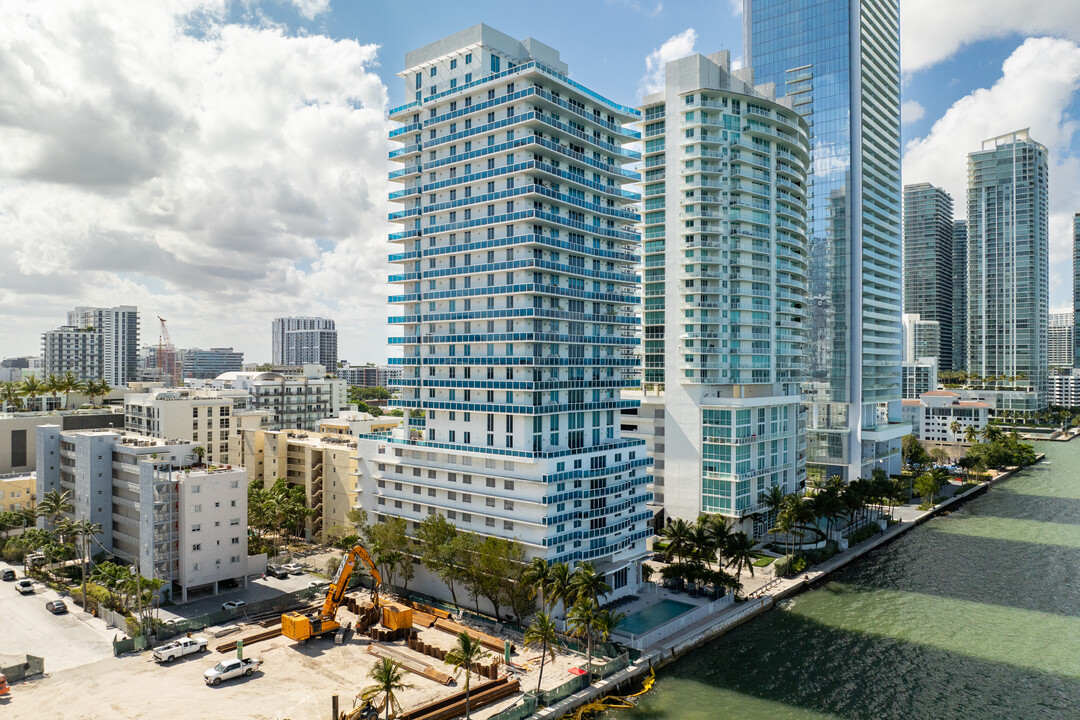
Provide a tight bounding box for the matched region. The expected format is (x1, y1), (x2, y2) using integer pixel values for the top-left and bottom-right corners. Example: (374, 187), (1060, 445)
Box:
(379, 24), (651, 597)
(902, 313), (941, 364)
(902, 391), (990, 443)
(1048, 370), (1080, 407)
(1049, 312), (1074, 368)
(637, 52), (809, 529)
(272, 317), (338, 370)
(902, 357), (938, 400)
(187, 370), (346, 432)
(35, 429), (248, 601)
(42, 306), (139, 386)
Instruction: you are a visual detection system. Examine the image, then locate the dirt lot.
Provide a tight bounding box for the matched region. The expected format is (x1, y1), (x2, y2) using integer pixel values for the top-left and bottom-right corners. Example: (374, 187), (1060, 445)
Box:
(5, 600), (590, 720)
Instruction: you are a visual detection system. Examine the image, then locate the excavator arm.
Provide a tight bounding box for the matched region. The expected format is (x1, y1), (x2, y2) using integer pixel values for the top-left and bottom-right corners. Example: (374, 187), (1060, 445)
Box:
(320, 544), (382, 621)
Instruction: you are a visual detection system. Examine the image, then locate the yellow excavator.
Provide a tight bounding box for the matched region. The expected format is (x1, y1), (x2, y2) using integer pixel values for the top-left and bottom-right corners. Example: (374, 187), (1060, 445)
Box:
(281, 544), (381, 643)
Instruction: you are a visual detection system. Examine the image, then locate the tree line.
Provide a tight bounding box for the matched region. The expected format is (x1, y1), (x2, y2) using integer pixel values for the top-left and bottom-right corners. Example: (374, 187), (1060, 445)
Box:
(0, 372), (114, 411)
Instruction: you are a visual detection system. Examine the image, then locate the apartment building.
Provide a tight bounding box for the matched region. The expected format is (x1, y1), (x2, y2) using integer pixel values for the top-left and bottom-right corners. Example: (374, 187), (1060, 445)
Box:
(0, 409), (123, 474)
(1049, 312), (1074, 368)
(1048, 370), (1080, 408)
(36, 429), (248, 601)
(0, 474), (35, 513)
(183, 348), (244, 379)
(636, 51), (810, 531)
(272, 317), (338, 370)
(903, 183), (955, 370)
(188, 367), (346, 431)
(317, 412), (402, 437)
(234, 428), (359, 540)
(901, 391), (990, 443)
(42, 306), (139, 386)
(902, 357), (938, 400)
(380, 24), (652, 600)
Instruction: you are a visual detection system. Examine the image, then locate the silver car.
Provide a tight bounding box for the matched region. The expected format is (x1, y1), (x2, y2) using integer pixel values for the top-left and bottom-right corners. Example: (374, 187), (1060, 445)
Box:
(203, 657), (262, 686)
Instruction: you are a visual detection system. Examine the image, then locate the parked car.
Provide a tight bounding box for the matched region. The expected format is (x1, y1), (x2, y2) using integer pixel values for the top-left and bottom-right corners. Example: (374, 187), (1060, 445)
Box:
(152, 636), (208, 663)
(15, 579), (34, 595)
(1, 569), (15, 581)
(282, 563), (304, 575)
(265, 565), (289, 579)
(203, 657), (262, 686)
(308, 580), (329, 590)
(45, 599), (67, 614)
(221, 600), (246, 612)
(220, 578), (239, 589)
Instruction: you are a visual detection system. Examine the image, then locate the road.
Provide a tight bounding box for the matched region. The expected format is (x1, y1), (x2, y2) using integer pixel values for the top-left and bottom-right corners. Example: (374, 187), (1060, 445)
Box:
(0, 562), (116, 674)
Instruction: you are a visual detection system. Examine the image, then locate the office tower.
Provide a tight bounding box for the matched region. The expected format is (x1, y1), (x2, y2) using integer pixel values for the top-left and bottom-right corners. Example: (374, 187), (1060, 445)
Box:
(953, 219), (968, 371)
(744, 0), (906, 480)
(1048, 312), (1074, 368)
(966, 129), (1049, 411)
(902, 313), (940, 364)
(903, 183), (954, 369)
(271, 317), (338, 370)
(42, 305), (139, 386)
(182, 347), (244, 379)
(1074, 213), (1080, 368)
(381, 25), (650, 595)
(637, 51), (809, 528)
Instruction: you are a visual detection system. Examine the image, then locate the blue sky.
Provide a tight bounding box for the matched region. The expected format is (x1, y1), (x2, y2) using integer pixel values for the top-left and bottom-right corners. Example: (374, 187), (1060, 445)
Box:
(1, 0), (1078, 363)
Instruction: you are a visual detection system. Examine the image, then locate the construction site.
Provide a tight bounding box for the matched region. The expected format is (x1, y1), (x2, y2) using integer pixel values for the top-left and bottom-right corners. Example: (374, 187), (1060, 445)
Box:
(3, 547), (623, 720)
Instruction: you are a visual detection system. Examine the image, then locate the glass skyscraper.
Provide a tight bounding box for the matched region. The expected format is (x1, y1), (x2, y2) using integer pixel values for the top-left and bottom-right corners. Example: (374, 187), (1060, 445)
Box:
(903, 183), (954, 370)
(966, 129), (1049, 411)
(953, 219), (968, 371)
(744, 0), (906, 480)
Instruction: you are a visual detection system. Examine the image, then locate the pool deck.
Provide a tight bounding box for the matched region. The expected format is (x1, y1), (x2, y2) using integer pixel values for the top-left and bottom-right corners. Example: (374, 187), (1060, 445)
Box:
(532, 456), (1044, 719)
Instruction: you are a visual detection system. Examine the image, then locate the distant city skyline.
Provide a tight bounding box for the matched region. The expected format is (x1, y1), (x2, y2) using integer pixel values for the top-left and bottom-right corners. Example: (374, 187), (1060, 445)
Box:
(1, 1), (1078, 363)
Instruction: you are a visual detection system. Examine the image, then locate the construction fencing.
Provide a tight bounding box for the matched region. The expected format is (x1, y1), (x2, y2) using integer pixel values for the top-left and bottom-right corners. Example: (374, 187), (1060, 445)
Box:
(488, 693), (538, 720)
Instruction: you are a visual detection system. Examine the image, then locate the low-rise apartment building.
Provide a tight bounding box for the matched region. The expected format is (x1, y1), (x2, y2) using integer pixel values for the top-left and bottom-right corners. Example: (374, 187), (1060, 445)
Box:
(233, 428), (359, 540)
(317, 412), (401, 437)
(0, 474), (35, 513)
(902, 391), (990, 442)
(188, 367), (346, 431)
(902, 357), (938, 399)
(0, 409), (123, 474)
(1049, 370), (1080, 408)
(36, 429), (248, 601)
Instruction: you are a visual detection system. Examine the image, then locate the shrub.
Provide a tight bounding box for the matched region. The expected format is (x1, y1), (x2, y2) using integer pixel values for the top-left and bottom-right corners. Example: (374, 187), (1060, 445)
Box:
(791, 556), (809, 574)
(772, 556), (792, 577)
(3, 545), (26, 563)
(847, 524), (878, 545)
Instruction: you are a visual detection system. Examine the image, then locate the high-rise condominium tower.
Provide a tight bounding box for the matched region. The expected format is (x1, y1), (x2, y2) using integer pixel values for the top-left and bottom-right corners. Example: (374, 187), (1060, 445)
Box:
(1048, 312), (1073, 368)
(272, 317), (338, 370)
(381, 25), (650, 594)
(744, 0), (906, 480)
(638, 51), (809, 528)
(1074, 212), (1080, 368)
(42, 305), (139, 386)
(903, 183), (954, 370)
(952, 219), (968, 371)
(966, 129), (1049, 411)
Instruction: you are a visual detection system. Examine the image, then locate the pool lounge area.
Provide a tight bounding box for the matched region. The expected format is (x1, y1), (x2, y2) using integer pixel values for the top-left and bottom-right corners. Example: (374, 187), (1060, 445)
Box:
(619, 599), (697, 635)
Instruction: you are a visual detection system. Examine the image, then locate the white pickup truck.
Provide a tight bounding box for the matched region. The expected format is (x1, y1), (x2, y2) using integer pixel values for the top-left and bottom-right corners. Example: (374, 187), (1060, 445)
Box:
(152, 636), (208, 663)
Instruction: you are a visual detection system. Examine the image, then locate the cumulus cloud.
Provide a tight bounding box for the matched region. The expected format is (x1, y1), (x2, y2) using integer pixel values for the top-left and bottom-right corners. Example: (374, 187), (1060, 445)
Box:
(639, 28), (698, 97)
(0, 1), (392, 362)
(901, 0), (1080, 73)
(900, 100), (925, 125)
(726, 0), (742, 16)
(903, 37), (1080, 308)
(285, 0), (330, 20)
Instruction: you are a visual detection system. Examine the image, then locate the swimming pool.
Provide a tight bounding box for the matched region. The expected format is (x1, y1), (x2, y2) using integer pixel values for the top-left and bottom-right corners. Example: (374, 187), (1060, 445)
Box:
(619, 599), (696, 636)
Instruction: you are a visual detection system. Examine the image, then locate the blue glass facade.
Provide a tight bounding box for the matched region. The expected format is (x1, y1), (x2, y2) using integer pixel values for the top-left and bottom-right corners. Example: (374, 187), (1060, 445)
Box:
(745, 0), (905, 479)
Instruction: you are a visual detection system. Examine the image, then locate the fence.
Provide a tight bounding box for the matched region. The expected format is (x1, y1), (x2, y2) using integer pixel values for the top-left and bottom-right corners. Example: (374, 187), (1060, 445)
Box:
(538, 674), (588, 707)
(488, 693), (538, 720)
(112, 635), (149, 655)
(624, 594), (734, 650)
(592, 652), (630, 679)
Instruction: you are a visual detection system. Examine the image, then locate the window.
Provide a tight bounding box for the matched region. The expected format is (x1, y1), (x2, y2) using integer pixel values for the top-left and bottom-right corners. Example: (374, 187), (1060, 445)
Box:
(191, 485), (201, 494)
(191, 543), (201, 551)
(230, 499), (237, 507)
(465, 53), (472, 64)
(193, 504), (202, 513)
(191, 524), (201, 532)
(450, 58), (457, 69)
(232, 537), (239, 544)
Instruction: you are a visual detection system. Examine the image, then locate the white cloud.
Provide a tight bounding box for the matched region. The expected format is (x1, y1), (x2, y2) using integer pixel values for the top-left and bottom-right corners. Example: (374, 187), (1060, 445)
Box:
(0, 1), (392, 362)
(639, 28), (698, 97)
(901, 0), (1080, 73)
(900, 99), (925, 125)
(903, 37), (1080, 309)
(285, 0), (330, 19)
(726, 0), (742, 16)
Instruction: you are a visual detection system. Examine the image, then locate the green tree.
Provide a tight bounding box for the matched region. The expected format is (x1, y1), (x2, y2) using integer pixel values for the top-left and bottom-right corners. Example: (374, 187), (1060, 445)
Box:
(20, 376), (45, 409)
(361, 657), (411, 720)
(37, 489), (74, 529)
(660, 518), (692, 564)
(416, 513), (464, 606)
(724, 532), (755, 598)
(90, 561), (129, 610)
(56, 371), (81, 409)
(567, 597), (601, 683)
(1, 381), (24, 410)
(759, 484), (785, 532)
(444, 631), (489, 720)
(914, 473), (941, 507)
(364, 515), (414, 592)
(902, 434), (931, 472)
(545, 561), (571, 619)
(523, 612), (560, 694)
(521, 557), (552, 612)
(70, 518), (103, 610)
(704, 515), (732, 568)
(567, 561), (611, 607)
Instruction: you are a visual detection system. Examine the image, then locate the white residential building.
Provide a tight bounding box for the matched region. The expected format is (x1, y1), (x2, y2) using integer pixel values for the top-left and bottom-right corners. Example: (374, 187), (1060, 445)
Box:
(36, 429), (248, 601)
(902, 357), (938, 400)
(272, 317), (338, 370)
(1049, 312), (1074, 368)
(902, 313), (941, 364)
(187, 366), (346, 432)
(901, 391), (990, 443)
(42, 306), (139, 386)
(637, 52), (810, 531)
(377, 24), (652, 600)
(1048, 370), (1080, 407)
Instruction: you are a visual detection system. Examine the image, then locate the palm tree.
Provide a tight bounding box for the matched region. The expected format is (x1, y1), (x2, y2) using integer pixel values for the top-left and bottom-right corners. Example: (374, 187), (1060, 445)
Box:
(724, 532), (755, 598)
(445, 631), (489, 720)
(522, 557), (551, 613)
(361, 658), (411, 720)
(44, 374), (62, 410)
(594, 608), (625, 665)
(20, 376), (45, 410)
(759, 485), (785, 531)
(567, 562), (611, 607)
(545, 562), (570, 620)
(56, 372), (81, 409)
(687, 518), (715, 569)
(660, 518), (692, 564)
(523, 612), (560, 694)
(704, 515), (732, 568)
(0, 381), (23, 411)
(949, 419), (961, 438)
(84, 379), (112, 408)
(91, 561), (129, 610)
(964, 424), (979, 444)
(566, 597), (600, 683)
(70, 518), (103, 610)
(770, 502), (796, 556)
(193, 446), (207, 466)
(37, 489), (74, 529)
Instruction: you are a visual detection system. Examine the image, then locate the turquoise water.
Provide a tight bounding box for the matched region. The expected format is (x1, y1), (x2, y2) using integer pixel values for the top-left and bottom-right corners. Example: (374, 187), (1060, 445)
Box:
(619, 599), (696, 635)
(608, 441), (1080, 719)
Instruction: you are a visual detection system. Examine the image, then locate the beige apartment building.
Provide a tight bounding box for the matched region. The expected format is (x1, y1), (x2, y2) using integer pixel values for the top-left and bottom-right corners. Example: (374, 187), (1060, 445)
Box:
(233, 428), (359, 541)
(317, 411), (401, 437)
(0, 474), (35, 513)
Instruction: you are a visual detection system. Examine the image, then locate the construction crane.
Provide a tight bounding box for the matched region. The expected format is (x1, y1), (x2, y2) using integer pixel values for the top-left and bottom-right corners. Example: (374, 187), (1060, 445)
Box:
(157, 316), (181, 386)
(282, 544), (382, 643)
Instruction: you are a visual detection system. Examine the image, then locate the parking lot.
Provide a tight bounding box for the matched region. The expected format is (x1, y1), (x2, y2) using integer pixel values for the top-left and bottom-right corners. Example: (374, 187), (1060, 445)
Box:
(0, 561), (116, 674)
(159, 569), (320, 622)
